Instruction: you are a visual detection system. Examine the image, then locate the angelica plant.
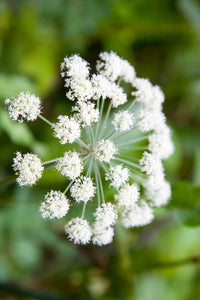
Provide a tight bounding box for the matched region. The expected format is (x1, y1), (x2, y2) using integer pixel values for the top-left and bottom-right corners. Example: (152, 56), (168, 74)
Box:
(5, 51), (174, 246)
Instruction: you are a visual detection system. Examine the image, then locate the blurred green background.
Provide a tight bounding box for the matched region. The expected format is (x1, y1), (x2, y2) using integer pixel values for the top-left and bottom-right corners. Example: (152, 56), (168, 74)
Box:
(0, 0), (200, 299)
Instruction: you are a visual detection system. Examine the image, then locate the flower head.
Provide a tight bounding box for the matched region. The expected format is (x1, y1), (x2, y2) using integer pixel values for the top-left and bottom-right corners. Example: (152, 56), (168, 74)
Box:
(105, 165), (129, 189)
(72, 101), (99, 126)
(139, 152), (164, 176)
(92, 225), (114, 246)
(64, 217), (92, 244)
(145, 180), (171, 207)
(5, 92), (41, 122)
(93, 139), (117, 163)
(53, 115), (81, 144)
(70, 176), (96, 203)
(56, 151), (83, 180)
(96, 51), (136, 83)
(6, 51), (174, 246)
(112, 111), (134, 132)
(13, 152), (43, 186)
(93, 203), (117, 228)
(115, 183), (140, 209)
(40, 190), (70, 219)
(148, 125), (174, 159)
(61, 54), (90, 80)
(121, 201), (154, 228)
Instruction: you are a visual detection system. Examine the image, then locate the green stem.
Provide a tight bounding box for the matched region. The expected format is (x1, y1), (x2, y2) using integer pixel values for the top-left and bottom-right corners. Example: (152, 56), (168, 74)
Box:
(104, 129), (117, 140)
(81, 202), (87, 218)
(63, 180), (74, 194)
(94, 161), (101, 206)
(98, 101), (112, 139)
(114, 156), (141, 170)
(38, 114), (53, 127)
(97, 166), (105, 203)
(94, 99), (105, 141)
(89, 125), (95, 144)
(81, 158), (93, 218)
(101, 162), (109, 173)
(111, 127), (138, 141)
(128, 99), (137, 111)
(119, 146), (148, 151)
(87, 157), (93, 177)
(76, 138), (90, 151)
(117, 135), (148, 147)
(42, 158), (60, 165)
(85, 126), (92, 144)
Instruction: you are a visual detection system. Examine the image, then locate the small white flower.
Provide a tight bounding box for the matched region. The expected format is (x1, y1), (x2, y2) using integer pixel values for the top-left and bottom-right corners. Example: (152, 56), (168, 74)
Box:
(40, 190), (70, 219)
(149, 85), (165, 111)
(105, 165), (129, 189)
(73, 101), (99, 126)
(93, 139), (117, 163)
(56, 151), (83, 180)
(5, 92), (41, 122)
(115, 183), (140, 209)
(112, 111), (134, 132)
(65, 78), (93, 101)
(61, 54), (90, 80)
(144, 171), (165, 190)
(139, 151), (163, 176)
(132, 78), (155, 104)
(64, 217), (92, 244)
(91, 74), (112, 100)
(145, 180), (171, 207)
(91, 74), (127, 107)
(109, 84), (127, 108)
(92, 225), (114, 246)
(13, 152), (44, 186)
(132, 79), (165, 112)
(137, 110), (166, 133)
(97, 51), (136, 83)
(93, 203), (117, 228)
(121, 201), (154, 228)
(148, 125), (174, 159)
(70, 176), (96, 203)
(53, 115), (81, 144)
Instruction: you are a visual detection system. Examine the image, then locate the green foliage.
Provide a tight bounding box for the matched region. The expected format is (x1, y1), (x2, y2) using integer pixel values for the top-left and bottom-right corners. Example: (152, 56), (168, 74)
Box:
(170, 181), (200, 226)
(171, 181), (200, 209)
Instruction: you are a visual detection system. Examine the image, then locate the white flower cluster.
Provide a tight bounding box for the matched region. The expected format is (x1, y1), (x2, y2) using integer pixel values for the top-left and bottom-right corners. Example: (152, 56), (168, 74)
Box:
(13, 152), (44, 186)
(96, 51), (136, 84)
(53, 115), (81, 144)
(40, 190), (70, 219)
(70, 176), (96, 203)
(5, 92), (41, 122)
(92, 203), (117, 245)
(93, 139), (117, 163)
(112, 111), (134, 132)
(105, 165), (129, 189)
(6, 51), (174, 246)
(56, 151), (83, 180)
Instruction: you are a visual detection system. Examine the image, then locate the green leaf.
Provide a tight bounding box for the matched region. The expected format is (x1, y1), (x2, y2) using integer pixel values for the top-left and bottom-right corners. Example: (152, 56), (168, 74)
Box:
(170, 181), (200, 209)
(170, 181), (200, 226)
(172, 208), (200, 227)
(0, 110), (35, 147)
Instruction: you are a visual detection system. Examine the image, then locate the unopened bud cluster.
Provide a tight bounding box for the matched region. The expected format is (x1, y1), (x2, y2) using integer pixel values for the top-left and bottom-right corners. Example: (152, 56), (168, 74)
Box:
(5, 51), (174, 246)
